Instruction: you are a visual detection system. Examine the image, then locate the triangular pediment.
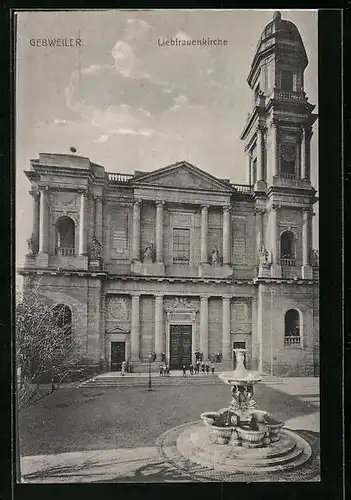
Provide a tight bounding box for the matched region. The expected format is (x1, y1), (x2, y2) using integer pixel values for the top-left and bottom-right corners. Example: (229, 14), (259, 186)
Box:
(134, 161), (233, 192)
(106, 325), (130, 334)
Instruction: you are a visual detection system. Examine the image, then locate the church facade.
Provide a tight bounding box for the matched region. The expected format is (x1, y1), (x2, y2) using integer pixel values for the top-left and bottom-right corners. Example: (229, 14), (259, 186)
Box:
(18, 12), (319, 376)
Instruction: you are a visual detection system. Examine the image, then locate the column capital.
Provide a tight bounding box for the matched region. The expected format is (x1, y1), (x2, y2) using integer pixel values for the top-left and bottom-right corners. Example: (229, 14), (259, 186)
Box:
(154, 293), (164, 299)
(201, 204), (209, 211)
(257, 122), (266, 133)
(271, 203), (281, 211)
(200, 294), (210, 301)
(222, 294), (232, 301)
(155, 200), (165, 207)
(38, 185), (50, 193)
(133, 198), (142, 206)
(131, 292), (141, 298)
(254, 207), (265, 215)
(223, 205), (231, 212)
(29, 189), (39, 198)
(94, 194), (104, 203)
(270, 117), (279, 128)
(77, 187), (88, 195)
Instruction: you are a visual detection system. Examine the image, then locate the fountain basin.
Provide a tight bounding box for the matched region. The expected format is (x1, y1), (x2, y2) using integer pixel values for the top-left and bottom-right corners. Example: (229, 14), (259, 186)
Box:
(200, 410), (237, 444)
(249, 410), (285, 442)
(236, 425), (267, 448)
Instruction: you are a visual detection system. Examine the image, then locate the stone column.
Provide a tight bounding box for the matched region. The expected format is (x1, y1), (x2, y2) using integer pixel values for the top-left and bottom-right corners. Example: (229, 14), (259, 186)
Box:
(200, 296), (209, 361)
(78, 189), (88, 255)
(255, 208), (264, 257)
(247, 154), (252, 185)
(270, 204), (281, 278)
(271, 120), (278, 177)
(270, 205), (278, 264)
(257, 127), (263, 181)
(155, 201), (164, 263)
(154, 294), (164, 355)
(30, 190), (40, 252)
(131, 294), (140, 361)
(132, 199), (141, 261)
(95, 195), (103, 243)
(300, 126), (306, 179)
(305, 128), (312, 181)
(38, 186), (49, 253)
(302, 209), (309, 266)
(301, 207), (313, 279)
(200, 205), (209, 264)
(222, 296), (231, 361)
(222, 206), (231, 265)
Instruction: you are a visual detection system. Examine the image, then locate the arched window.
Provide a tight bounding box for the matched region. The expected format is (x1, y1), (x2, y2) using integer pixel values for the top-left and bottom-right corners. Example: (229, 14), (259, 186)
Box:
(52, 304), (72, 344)
(56, 216), (75, 256)
(280, 231), (296, 266)
(284, 309), (300, 346)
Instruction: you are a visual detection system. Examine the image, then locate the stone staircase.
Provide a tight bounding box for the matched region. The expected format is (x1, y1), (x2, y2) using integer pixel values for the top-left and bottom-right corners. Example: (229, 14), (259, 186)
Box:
(79, 371), (225, 388)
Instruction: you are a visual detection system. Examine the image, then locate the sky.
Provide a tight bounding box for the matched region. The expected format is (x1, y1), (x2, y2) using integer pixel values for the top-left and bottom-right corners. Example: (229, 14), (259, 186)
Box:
(16, 9), (318, 272)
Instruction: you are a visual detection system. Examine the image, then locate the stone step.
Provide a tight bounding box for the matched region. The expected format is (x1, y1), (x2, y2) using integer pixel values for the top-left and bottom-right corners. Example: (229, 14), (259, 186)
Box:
(80, 375), (224, 388)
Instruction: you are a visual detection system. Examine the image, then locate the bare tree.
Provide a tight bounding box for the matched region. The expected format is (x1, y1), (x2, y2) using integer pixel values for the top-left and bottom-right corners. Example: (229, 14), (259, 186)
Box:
(16, 284), (82, 410)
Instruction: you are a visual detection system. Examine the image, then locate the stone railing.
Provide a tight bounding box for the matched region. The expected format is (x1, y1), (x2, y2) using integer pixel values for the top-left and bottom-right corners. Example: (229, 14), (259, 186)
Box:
(56, 248), (75, 256)
(280, 173), (297, 180)
(231, 183), (254, 194)
(271, 88), (307, 102)
(284, 336), (301, 347)
(107, 173), (134, 183)
(280, 258), (296, 267)
(272, 176), (311, 189)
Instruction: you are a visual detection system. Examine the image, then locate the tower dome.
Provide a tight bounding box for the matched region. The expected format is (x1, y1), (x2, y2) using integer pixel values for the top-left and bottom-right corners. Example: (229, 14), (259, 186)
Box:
(248, 11), (308, 89)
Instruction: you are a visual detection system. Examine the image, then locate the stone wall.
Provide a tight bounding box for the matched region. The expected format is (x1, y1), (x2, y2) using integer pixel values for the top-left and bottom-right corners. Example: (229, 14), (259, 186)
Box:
(258, 282), (319, 376)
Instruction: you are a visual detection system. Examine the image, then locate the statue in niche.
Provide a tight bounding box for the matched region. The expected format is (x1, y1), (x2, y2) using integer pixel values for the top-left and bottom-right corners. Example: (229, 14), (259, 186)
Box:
(259, 245), (271, 266)
(311, 249), (319, 267)
(143, 242), (154, 263)
(211, 246), (221, 265)
(90, 236), (102, 260)
(26, 234), (35, 255)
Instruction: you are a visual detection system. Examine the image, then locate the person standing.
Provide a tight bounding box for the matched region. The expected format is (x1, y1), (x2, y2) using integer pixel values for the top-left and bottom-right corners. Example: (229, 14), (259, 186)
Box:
(201, 362), (206, 373)
(166, 364), (170, 376)
(211, 363), (215, 374)
(182, 364), (186, 376)
(189, 363), (194, 375)
(121, 360), (126, 376)
(196, 360), (200, 374)
(205, 363), (210, 374)
(159, 363), (164, 376)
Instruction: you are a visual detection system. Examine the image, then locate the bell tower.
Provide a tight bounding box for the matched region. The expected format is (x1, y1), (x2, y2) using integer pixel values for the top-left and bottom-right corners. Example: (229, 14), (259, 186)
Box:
(241, 11), (318, 279)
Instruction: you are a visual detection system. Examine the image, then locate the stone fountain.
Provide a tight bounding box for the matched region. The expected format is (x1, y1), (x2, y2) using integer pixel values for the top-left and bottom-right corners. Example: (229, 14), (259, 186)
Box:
(158, 348), (318, 481)
(201, 349), (283, 448)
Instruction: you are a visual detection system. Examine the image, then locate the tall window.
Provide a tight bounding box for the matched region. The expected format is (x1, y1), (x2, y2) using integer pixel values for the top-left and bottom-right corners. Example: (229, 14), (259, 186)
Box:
(56, 216), (75, 256)
(173, 228), (190, 265)
(52, 304), (72, 344)
(284, 309), (300, 346)
(280, 231), (296, 265)
(280, 70), (294, 92)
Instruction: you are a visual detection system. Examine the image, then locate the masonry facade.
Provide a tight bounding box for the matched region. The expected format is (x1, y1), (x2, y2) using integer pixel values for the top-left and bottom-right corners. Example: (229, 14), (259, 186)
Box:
(19, 12), (319, 376)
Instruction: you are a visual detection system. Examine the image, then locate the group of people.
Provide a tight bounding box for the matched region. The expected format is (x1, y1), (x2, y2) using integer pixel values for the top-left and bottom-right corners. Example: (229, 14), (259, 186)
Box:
(159, 363), (171, 376)
(182, 361), (215, 376)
